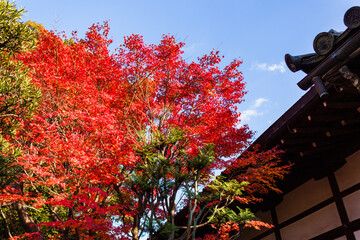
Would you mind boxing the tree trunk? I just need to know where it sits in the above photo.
[15,202,43,239]
[132,214,140,240]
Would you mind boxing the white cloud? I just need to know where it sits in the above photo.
[253,61,286,73]
[239,98,269,123]
[255,63,268,71]
[241,109,263,122]
[253,97,268,108]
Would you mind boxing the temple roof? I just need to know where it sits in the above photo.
[254,6,360,210]
[175,6,360,238]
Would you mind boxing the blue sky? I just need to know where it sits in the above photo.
[15,0,359,138]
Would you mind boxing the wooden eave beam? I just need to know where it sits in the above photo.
[322,101,360,109]
[306,114,350,123]
[291,126,329,135]
[325,126,360,138]
[280,137,315,145]
[340,117,360,126]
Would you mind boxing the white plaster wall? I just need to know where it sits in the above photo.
[275,177,332,223]
[343,189,360,222]
[262,233,276,240]
[241,149,360,240]
[355,230,360,239]
[279,203,341,240]
[335,149,360,191]
[240,210,272,240]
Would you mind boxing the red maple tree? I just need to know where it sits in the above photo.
[11,23,134,239]
[1,22,289,240]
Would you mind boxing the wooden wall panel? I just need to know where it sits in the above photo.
[241,150,360,239]
[261,233,276,240]
[343,190,360,222]
[335,150,360,191]
[354,230,360,239]
[279,203,341,240]
[276,178,332,223]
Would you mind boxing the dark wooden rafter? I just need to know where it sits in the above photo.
[281,134,350,149]
[279,102,360,156]
[325,125,360,138]
[298,145,334,157]
[340,117,360,126]
[290,126,329,135]
[280,137,314,145]
[322,100,360,109]
[306,114,348,123]
[288,121,360,139]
